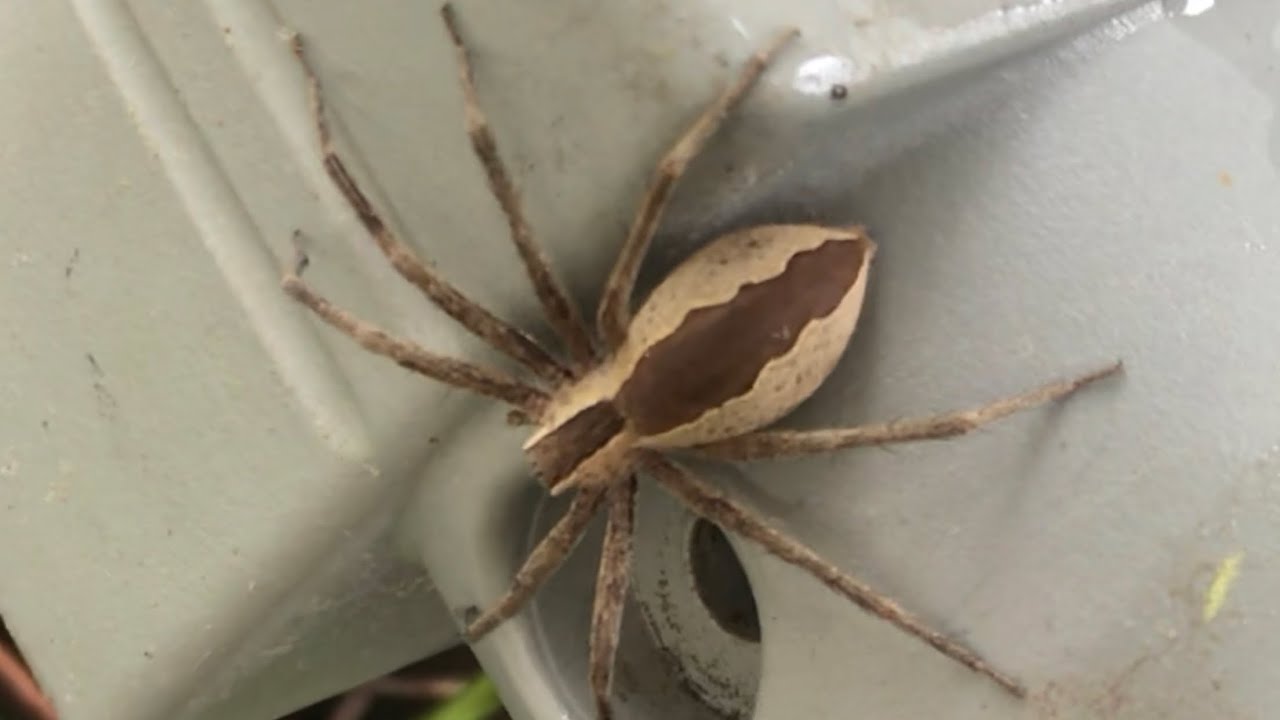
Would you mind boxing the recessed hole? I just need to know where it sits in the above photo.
[688,518,760,643]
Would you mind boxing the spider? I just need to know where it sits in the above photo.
[282,5,1121,718]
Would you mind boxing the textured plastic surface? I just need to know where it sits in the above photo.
[2,1,1278,719]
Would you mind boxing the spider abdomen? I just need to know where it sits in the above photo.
[615,224,875,448]
[522,225,872,490]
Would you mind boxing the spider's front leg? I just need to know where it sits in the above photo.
[288,32,571,384]
[440,4,596,367]
[462,471,640,720]
[587,474,638,720]
[281,235,548,415]
[462,484,607,641]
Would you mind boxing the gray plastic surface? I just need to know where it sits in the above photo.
[3,1,1279,719]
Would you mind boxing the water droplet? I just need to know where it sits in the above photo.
[1165,0,1216,17]
[793,54,856,96]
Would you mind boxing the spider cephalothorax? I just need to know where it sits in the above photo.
[282,5,1120,718]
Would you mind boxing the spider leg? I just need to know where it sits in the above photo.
[283,241,547,415]
[640,451,1026,697]
[594,28,799,350]
[440,4,596,369]
[289,34,570,385]
[697,361,1122,461]
[464,484,608,642]
[588,474,638,720]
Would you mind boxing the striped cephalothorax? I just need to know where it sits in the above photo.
[283,6,1121,719]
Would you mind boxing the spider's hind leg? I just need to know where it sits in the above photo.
[697,362,1123,461]
[642,452,1026,697]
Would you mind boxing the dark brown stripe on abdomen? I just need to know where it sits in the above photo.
[615,238,865,437]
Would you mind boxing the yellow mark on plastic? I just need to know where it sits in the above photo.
[1203,552,1244,623]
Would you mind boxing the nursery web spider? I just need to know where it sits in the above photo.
[282,5,1121,718]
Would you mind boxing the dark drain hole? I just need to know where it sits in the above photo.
[688,518,761,643]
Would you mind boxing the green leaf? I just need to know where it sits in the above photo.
[419,673,503,720]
